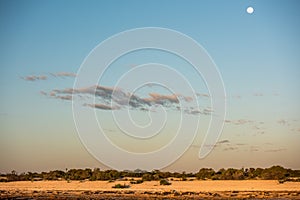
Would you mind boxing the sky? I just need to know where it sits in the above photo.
[0,0,300,173]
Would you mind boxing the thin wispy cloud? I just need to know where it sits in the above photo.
[253,126,261,130]
[196,93,210,98]
[39,91,48,96]
[191,140,287,154]
[191,139,231,150]
[264,148,286,152]
[50,72,77,78]
[55,95,72,101]
[183,106,214,116]
[192,140,247,151]
[218,139,230,144]
[223,147,238,151]
[22,75,47,81]
[178,95,193,102]
[277,119,289,126]
[45,85,205,113]
[22,71,76,82]
[143,93,179,105]
[40,90,72,101]
[235,143,246,146]
[191,144,218,149]
[225,119,267,136]
[85,103,120,110]
[224,119,253,125]
[186,109,202,115]
[203,108,213,115]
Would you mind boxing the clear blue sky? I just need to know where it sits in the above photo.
[0,0,300,172]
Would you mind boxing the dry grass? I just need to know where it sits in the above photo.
[1,180,299,191]
[1,180,300,199]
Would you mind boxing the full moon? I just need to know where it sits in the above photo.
[247,6,254,14]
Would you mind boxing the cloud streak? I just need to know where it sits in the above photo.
[224,119,253,125]
[218,139,230,144]
[51,72,77,78]
[22,72,76,82]
[85,103,120,110]
[264,148,286,152]
[45,85,203,112]
[22,75,47,81]
[40,90,72,101]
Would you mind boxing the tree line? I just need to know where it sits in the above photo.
[1,165,299,182]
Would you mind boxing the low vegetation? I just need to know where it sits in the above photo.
[130,179,143,184]
[112,183,130,189]
[0,166,299,182]
[160,179,171,185]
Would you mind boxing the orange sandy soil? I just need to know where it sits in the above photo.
[1,180,300,199]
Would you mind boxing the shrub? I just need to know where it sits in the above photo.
[112,183,130,189]
[160,179,171,185]
[142,173,154,181]
[130,179,143,184]
[278,179,285,184]
[280,177,300,183]
[261,166,288,180]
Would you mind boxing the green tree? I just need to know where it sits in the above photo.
[196,168,215,180]
[142,173,154,181]
[261,166,289,180]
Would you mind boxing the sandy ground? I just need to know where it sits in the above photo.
[1,180,300,199]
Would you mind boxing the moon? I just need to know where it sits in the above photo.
[247,6,254,14]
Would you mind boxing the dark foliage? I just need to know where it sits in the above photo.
[160,179,171,185]
[2,166,299,182]
[112,183,130,188]
[130,179,143,184]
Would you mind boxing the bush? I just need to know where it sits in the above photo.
[279,177,300,183]
[142,173,154,181]
[130,179,143,184]
[278,179,285,184]
[160,179,171,185]
[112,183,130,189]
[261,166,288,180]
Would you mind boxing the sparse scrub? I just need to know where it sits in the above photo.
[160,179,171,185]
[112,183,130,189]
[130,179,143,184]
